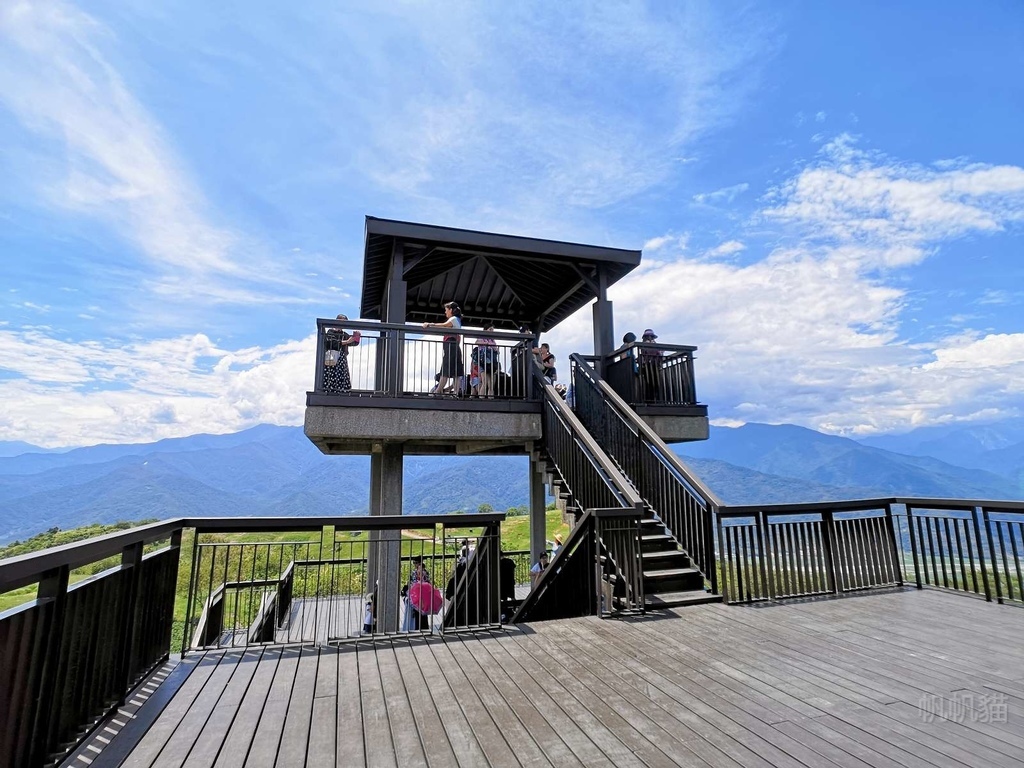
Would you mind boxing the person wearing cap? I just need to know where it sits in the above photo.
[639,328,663,403]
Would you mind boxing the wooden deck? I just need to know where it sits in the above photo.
[73,588,1024,767]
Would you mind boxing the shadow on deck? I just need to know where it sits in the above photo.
[70,588,1024,767]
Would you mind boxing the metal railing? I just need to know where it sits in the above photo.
[513,364,646,621]
[602,341,699,406]
[312,318,538,400]
[183,514,505,650]
[571,354,720,591]
[715,498,1024,605]
[0,521,183,768]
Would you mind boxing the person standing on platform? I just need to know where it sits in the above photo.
[423,302,464,396]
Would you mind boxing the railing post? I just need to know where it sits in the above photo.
[966,507,991,606]
[978,506,1001,604]
[314,322,326,393]
[756,509,771,600]
[884,503,905,586]
[31,564,70,767]
[707,505,719,595]
[905,505,922,589]
[820,510,839,594]
[117,541,145,704]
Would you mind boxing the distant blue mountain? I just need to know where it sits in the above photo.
[0,426,532,544]
[856,418,1024,472]
[677,422,1023,501]
[3,420,1021,546]
[0,440,60,459]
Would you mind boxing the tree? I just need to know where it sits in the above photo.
[477,503,494,514]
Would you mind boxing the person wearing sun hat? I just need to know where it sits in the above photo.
[639,328,663,402]
[551,534,563,558]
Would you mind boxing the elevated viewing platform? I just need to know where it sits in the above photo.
[304,216,709,454]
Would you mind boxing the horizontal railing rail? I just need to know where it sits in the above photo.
[312,318,538,401]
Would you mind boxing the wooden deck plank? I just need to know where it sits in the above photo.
[335,644,365,767]
[358,638,398,768]
[212,647,283,768]
[120,653,224,768]
[692,602,1024,758]
[244,645,302,768]
[306,647,338,768]
[407,636,490,765]
[552,620,777,768]
[546,618,841,768]
[185,647,265,768]
[516,624,709,768]
[426,633,527,767]
[469,629,616,768]
[275,647,321,768]
[374,640,428,766]
[490,630,643,767]
[109,589,1024,768]
[390,639,459,768]
[458,631,583,767]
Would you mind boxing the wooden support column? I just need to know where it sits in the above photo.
[592,264,614,367]
[529,454,547,568]
[383,240,407,396]
[370,442,403,631]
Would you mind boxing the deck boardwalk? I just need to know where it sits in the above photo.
[80,588,1024,767]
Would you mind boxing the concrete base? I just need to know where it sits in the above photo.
[304,405,542,455]
[640,415,710,443]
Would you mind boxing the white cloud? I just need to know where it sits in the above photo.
[815,111,826,122]
[693,183,750,205]
[763,135,1024,269]
[550,139,1024,435]
[704,240,746,259]
[0,329,314,447]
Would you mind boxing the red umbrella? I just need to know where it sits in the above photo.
[408,581,444,615]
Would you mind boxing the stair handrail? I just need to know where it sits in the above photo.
[535,360,645,511]
[571,353,722,591]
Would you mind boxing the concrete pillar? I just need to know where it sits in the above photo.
[370,441,404,631]
[529,454,547,568]
[592,264,614,364]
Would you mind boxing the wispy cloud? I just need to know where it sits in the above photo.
[763,134,1024,268]
[310,2,778,234]
[693,183,750,205]
[0,2,238,276]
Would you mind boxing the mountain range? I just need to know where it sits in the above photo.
[1,419,1022,545]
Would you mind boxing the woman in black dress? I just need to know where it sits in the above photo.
[422,301,463,395]
[323,314,356,393]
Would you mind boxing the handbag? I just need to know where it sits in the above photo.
[324,349,340,367]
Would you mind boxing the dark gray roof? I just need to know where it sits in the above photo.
[360,216,641,332]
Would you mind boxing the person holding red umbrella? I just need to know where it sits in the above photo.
[402,557,439,631]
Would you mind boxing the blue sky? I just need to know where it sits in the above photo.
[1,1,1022,447]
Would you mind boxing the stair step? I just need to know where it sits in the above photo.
[641,549,691,565]
[645,591,723,609]
[643,566,702,579]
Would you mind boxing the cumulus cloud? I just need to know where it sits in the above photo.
[550,139,1024,435]
[0,329,315,447]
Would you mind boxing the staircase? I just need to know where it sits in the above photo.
[639,513,720,608]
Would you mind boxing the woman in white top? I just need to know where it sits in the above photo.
[423,301,464,395]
